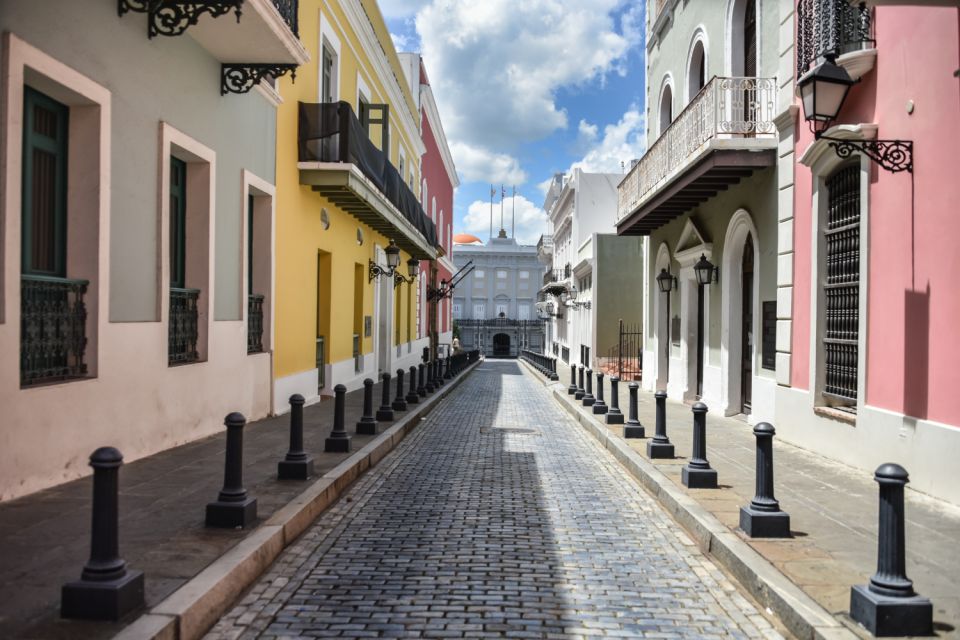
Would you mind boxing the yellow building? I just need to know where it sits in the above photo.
[271,0,437,410]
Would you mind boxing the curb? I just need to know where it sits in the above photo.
[114,361,482,640]
[518,359,855,640]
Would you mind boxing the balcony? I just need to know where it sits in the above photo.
[20,275,89,386]
[297,101,438,260]
[536,234,554,264]
[617,76,777,235]
[797,0,875,82]
[118,0,309,94]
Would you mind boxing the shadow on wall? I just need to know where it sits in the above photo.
[903,286,929,420]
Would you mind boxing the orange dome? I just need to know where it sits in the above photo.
[453,233,482,244]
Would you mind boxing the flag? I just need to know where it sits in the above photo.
[501,185,506,198]
[490,185,496,197]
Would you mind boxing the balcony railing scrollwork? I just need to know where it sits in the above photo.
[797,0,874,80]
[169,287,201,365]
[247,294,265,354]
[20,275,89,386]
[617,76,776,222]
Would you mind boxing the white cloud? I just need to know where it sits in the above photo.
[461,194,548,245]
[450,141,527,185]
[415,0,642,151]
[567,107,646,175]
[378,0,432,19]
[390,32,412,51]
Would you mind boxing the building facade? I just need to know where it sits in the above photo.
[452,235,545,358]
[272,0,440,411]
[618,0,781,425]
[537,170,644,374]
[0,0,306,500]
[774,1,960,504]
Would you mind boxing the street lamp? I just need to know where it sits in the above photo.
[369,240,406,282]
[656,268,677,293]
[694,254,718,287]
[797,54,913,173]
[394,257,420,288]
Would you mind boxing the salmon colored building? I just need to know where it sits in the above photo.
[774,1,960,504]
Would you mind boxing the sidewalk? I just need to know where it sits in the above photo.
[0,364,477,640]
[543,363,960,638]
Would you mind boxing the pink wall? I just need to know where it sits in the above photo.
[791,6,960,424]
[419,79,455,335]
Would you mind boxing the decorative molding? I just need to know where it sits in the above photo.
[774,104,799,133]
[799,123,877,168]
[221,64,296,95]
[118,0,244,38]
[420,84,459,188]
[837,47,877,81]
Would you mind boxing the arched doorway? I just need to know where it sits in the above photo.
[687,38,707,103]
[493,333,511,358]
[658,83,673,136]
[740,234,754,413]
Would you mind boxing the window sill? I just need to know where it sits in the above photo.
[814,405,857,425]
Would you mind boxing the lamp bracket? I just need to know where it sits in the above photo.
[368,260,393,283]
[819,134,913,174]
[394,272,412,288]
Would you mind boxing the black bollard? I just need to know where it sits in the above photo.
[582,368,596,407]
[406,366,420,404]
[356,378,378,435]
[550,358,559,381]
[377,373,395,421]
[444,356,452,380]
[568,364,577,395]
[436,359,445,387]
[61,447,144,620]
[739,423,789,537]
[592,371,608,414]
[206,413,258,527]
[278,394,314,480]
[850,464,933,637]
[606,377,624,425]
[425,361,436,393]
[575,365,585,400]
[624,382,645,438]
[393,368,408,411]
[324,384,352,453]
[647,390,674,457]
[417,363,427,397]
[681,402,717,488]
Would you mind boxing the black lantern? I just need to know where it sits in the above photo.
[694,254,717,286]
[385,240,401,270]
[407,258,419,279]
[656,268,676,293]
[798,55,854,137]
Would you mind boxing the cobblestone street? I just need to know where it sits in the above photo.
[208,361,784,639]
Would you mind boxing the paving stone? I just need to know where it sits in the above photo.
[207,362,783,639]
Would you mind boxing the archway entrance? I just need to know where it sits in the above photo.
[493,333,511,358]
[740,234,754,413]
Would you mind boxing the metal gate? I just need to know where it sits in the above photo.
[606,319,642,381]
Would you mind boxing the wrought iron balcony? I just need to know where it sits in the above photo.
[169,287,200,365]
[617,76,777,232]
[797,0,874,80]
[20,275,89,386]
[298,101,438,260]
[247,293,265,354]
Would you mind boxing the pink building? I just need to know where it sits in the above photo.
[775,1,960,504]
[398,54,458,353]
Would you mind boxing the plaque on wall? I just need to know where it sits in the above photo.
[762,301,776,370]
[671,315,681,347]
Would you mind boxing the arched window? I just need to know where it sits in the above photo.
[728,0,758,76]
[658,83,673,136]
[687,38,707,103]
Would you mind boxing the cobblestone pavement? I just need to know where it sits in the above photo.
[207,361,785,639]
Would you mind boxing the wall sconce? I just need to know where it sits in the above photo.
[394,258,420,288]
[694,254,718,287]
[657,268,678,293]
[797,54,913,173]
[369,240,402,282]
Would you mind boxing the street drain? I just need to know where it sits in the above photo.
[480,427,539,435]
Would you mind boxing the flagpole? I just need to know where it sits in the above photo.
[489,184,493,241]
[499,185,504,235]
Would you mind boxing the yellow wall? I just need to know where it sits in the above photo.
[273,0,423,379]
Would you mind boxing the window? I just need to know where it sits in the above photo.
[496,303,507,317]
[474,303,485,318]
[497,270,508,279]
[398,152,405,184]
[822,164,860,410]
[167,154,200,365]
[474,270,485,278]
[321,45,335,103]
[169,157,187,288]
[519,304,529,321]
[519,271,529,279]
[452,302,462,319]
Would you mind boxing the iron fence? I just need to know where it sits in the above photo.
[316,336,326,391]
[270,0,298,37]
[600,319,643,381]
[20,275,89,386]
[247,294,265,354]
[797,0,873,80]
[169,287,200,365]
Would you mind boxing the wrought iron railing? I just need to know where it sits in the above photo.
[169,287,200,365]
[247,294,265,354]
[617,76,777,222]
[457,319,545,328]
[537,234,553,254]
[353,334,362,373]
[797,0,874,80]
[270,0,299,37]
[316,336,326,391]
[20,275,89,386]
[561,345,570,363]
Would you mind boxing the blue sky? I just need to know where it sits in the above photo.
[380,0,648,244]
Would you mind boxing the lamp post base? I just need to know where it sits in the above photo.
[739,505,791,538]
[61,570,144,621]
[850,584,932,637]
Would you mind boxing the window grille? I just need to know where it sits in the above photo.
[823,164,860,407]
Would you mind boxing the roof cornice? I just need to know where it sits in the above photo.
[421,84,459,188]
